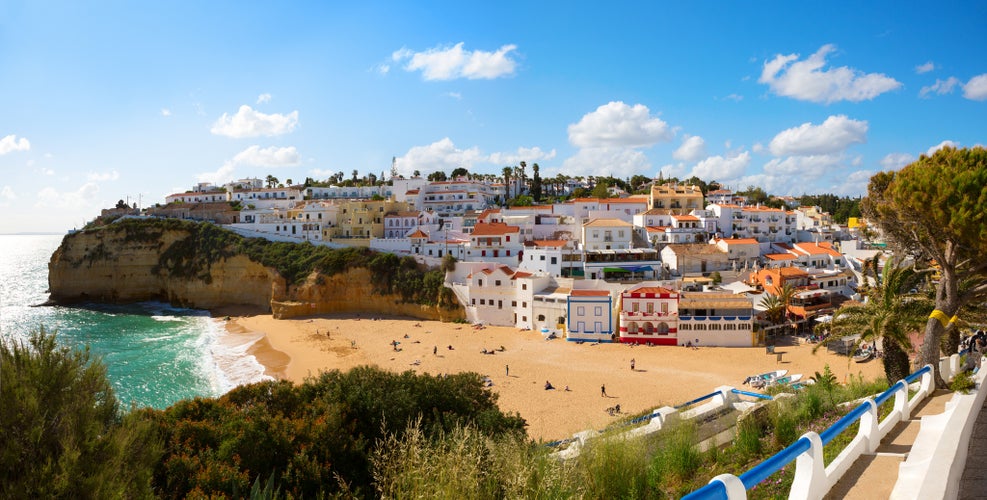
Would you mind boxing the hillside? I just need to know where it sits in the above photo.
[46,218,464,321]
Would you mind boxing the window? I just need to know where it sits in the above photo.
[551,257,557,264]
[577,306,585,315]
[495,280,502,286]
[538,314,545,321]
[522,302,527,308]
[480,299,485,305]
[522,284,527,290]
[512,301,517,307]
[594,306,602,316]
[471,299,476,306]
[522,316,527,322]
[478,279,483,286]
[540,255,546,261]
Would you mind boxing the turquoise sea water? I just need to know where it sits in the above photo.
[0,234,269,409]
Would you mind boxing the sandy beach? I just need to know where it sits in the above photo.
[222,311,886,442]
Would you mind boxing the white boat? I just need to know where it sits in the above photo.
[744,369,788,389]
[770,374,803,387]
[853,347,874,363]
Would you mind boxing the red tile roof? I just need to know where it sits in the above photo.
[570,289,611,297]
[471,222,519,236]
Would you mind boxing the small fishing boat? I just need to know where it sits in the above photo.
[743,369,788,389]
[853,347,874,363]
[770,374,803,387]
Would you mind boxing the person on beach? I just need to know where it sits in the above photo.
[630,358,635,371]
[601,384,607,397]
[433,345,437,355]
[544,380,554,390]
[505,364,509,377]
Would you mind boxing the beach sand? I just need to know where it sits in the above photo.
[221,311,886,442]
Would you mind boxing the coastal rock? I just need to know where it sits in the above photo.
[47,222,464,322]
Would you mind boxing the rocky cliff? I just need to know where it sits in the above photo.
[47,221,464,321]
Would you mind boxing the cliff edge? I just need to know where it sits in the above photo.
[47,219,464,321]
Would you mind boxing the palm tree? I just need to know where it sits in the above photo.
[502,166,512,202]
[817,255,932,383]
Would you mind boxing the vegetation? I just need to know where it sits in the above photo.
[87,218,457,308]
[797,194,862,223]
[145,367,524,498]
[0,328,162,498]
[820,254,932,383]
[863,146,987,385]
[6,327,940,499]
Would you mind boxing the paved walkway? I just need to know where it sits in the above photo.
[958,392,987,499]
[824,390,953,499]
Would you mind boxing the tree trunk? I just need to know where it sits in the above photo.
[920,318,947,388]
[882,336,910,385]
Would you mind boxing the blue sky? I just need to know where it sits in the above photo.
[2,1,985,233]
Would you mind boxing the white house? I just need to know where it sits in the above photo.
[566,289,616,342]
[465,222,523,265]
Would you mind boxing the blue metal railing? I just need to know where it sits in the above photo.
[731,388,773,400]
[675,390,721,409]
[683,364,932,499]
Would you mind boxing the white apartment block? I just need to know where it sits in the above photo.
[305,185,393,200]
[464,222,523,265]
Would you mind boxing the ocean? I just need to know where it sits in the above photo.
[0,234,270,409]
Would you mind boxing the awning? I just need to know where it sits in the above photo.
[603,267,630,273]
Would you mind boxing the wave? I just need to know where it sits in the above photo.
[199,318,273,395]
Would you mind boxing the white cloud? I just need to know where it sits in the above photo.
[827,169,874,196]
[880,152,915,170]
[927,140,959,156]
[445,91,462,100]
[197,145,301,185]
[487,146,557,166]
[0,135,31,155]
[915,61,936,74]
[393,43,518,81]
[568,101,673,148]
[161,108,172,117]
[309,168,340,179]
[768,115,868,156]
[759,44,901,103]
[210,105,299,138]
[762,154,842,176]
[35,182,100,210]
[256,93,272,104]
[231,145,301,167]
[40,168,54,176]
[962,74,987,101]
[375,63,391,75]
[87,170,120,182]
[0,185,17,207]
[394,138,484,176]
[722,93,743,102]
[688,151,751,181]
[673,135,707,162]
[919,77,959,98]
[561,147,652,177]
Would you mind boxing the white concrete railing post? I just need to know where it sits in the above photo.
[893,379,910,423]
[860,399,881,453]
[790,432,826,500]
[710,474,747,499]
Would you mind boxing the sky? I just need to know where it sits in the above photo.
[1,1,985,233]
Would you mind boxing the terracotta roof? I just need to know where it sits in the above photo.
[471,222,519,236]
[604,198,648,204]
[718,238,759,245]
[794,242,842,257]
[511,271,533,279]
[531,240,569,248]
[408,229,429,239]
[570,289,611,297]
[480,265,515,276]
[765,253,796,261]
[764,267,809,277]
[646,226,671,233]
[627,286,676,295]
[641,208,673,215]
[583,218,633,228]
[671,215,700,221]
[663,243,726,255]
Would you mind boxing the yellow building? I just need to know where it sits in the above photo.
[649,182,704,214]
[323,199,413,241]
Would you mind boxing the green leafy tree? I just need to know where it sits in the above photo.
[819,255,932,383]
[863,146,987,385]
[0,328,162,498]
[590,179,611,199]
[428,170,448,182]
[450,167,468,179]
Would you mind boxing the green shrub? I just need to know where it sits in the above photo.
[950,370,976,394]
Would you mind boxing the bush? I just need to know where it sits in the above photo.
[145,367,525,498]
[0,328,162,498]
[950,370,976,394]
